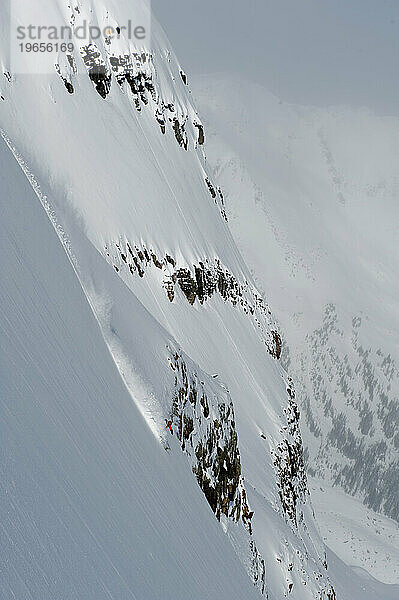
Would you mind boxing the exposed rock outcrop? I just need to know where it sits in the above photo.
[105,241,282,360]
[168,351,265,594]
[272,380,307,526]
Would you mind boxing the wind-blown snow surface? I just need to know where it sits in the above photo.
[0,1,397,599]
[0,137,259,600]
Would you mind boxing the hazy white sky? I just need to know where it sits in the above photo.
[152,0,399,115]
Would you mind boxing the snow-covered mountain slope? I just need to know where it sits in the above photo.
[193,74,399,528]
[324,548,399,600]
[0,1,396,598]
[309,478,399,585]
[1,140,397,600]
[0,136,260,600]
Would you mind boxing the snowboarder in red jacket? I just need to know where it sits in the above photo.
[165,419,173,434]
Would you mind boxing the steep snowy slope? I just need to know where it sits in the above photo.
[1,1,396,598]
[0,136,260,600]
[309,478,399,584]
[1,139,397,600]
[0,1,338,598]
[194,75,399,526]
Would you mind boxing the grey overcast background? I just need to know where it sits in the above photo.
[152,0,399,115]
